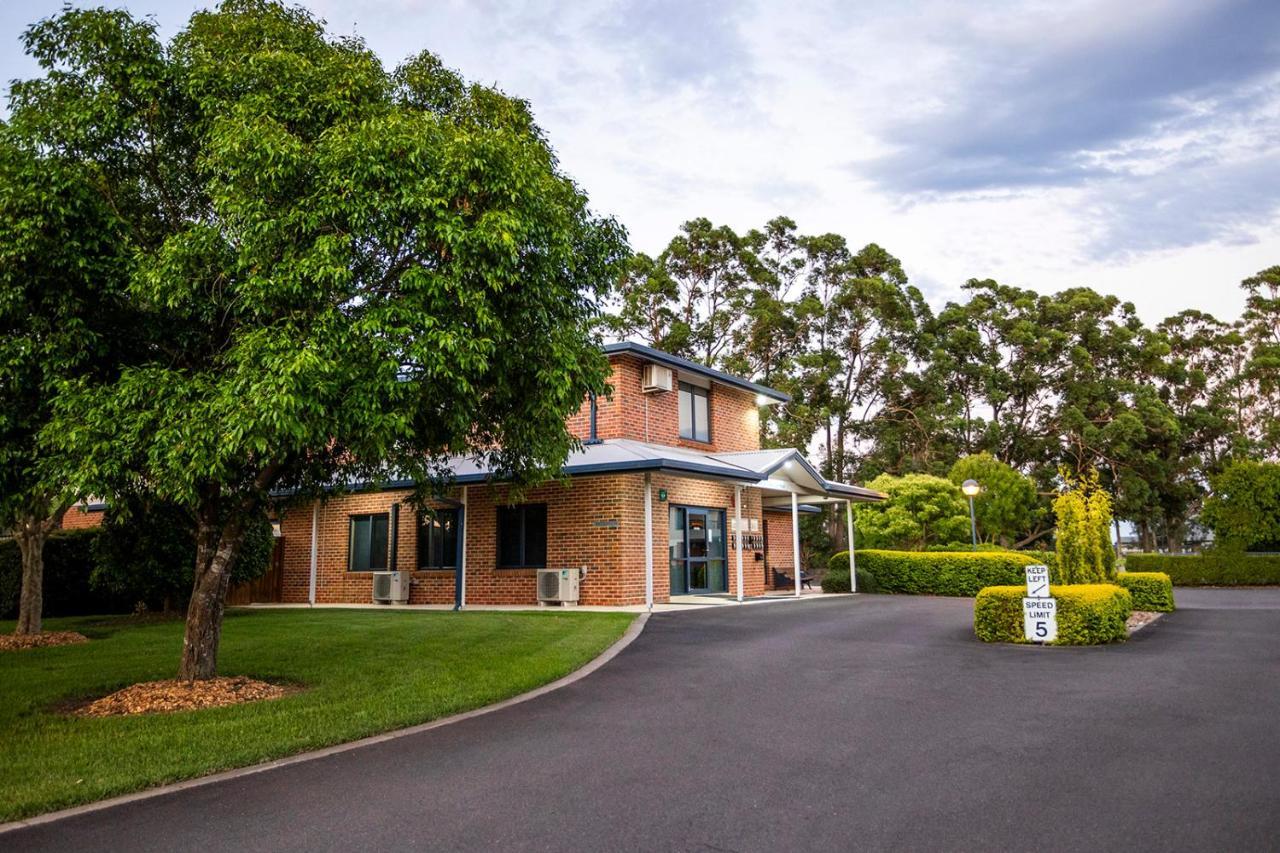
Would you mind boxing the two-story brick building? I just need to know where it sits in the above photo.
[277,342,883,608]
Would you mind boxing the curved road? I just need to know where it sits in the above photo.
[7,589,1280,852]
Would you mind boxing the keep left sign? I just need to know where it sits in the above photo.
[1024,564,1050,599]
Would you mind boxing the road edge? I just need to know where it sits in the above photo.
[0,611,649,835]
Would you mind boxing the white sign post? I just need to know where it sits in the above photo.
[1023,564,1056,642]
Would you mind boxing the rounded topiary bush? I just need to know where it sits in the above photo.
[1115,572,1175,612]
[974,584,1132,645]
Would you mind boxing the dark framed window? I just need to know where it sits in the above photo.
[348,513,389,572]
[678,382,710,442]
[497,504,547,569]
[418,508,460,570]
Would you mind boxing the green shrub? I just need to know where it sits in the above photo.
[974,584,1132,645]
[1201,460,1280,550]
[0,529,132,619]
[1124,552,1280,586]
[1054,468,1115,583]
[829,549,1054,597]
[92,499,273,612]
[1115,572,1175,611]
[819,565,878,594]
[926,544,1058,572]
[853,474,971,549]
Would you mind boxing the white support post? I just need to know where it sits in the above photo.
[846,500,857,594]
[791,491,801,597]
[307,500,319,606]
[644,473,654,610]
[459,485,469,609]
[735,485,744,603]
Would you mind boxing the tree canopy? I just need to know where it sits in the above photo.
[616,213,1278,558]
[14,0,626,677]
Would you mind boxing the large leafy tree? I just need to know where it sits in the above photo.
[0,134,130,635]
[948,453,1044,547]
[22,1,626,679]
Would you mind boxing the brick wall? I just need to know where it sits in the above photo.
[277,471,790,607]
[59,506,104,530]
[569,354,762,452]
[764,510,797,589]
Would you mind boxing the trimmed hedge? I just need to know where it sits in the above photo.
[974,584,1132,645]
[0,530,133,619]
[1125,552,1280,586]
[1116,572,1175,612]
[829,549,1055,597]
[819,567,879,594]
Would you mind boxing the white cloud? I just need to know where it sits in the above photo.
[2,0,1276,324]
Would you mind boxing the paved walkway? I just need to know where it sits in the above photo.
[7,589,1280,851]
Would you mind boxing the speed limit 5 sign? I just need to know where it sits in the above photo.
[1023,597,1058,642]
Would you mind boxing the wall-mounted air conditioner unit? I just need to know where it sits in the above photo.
[642,364,673,393]
[372,571,411,604]
[537,567,585,605]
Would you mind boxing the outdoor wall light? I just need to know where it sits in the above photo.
[755,393,770,406]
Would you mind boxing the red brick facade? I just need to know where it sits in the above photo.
[278,470,784,606]
[59,505,105,530]
[275,347,800,607]
[568,354,761,452]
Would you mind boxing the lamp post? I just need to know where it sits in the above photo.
[962,479,980,550]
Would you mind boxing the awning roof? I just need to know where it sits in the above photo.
[312,440,884,503]
[451,440,884,503]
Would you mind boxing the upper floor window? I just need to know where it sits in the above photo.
[497,504,547,568]
[349,513,389,572]
[418,508,459,570]
[678,382,710,442]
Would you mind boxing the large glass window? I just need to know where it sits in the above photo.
[678,382,710,442]
[348,513,389,572]
[497,504,547,568]
[417,508,459,570]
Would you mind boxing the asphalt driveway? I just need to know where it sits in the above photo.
[7,589,1280,852]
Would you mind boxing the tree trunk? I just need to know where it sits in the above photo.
[13,510,58,636]
[177,509,247,682]
[14,527,46,636]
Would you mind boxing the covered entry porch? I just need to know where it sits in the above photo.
[644,447,885,608]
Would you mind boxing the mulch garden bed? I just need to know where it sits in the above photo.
[1126,611,1163,634]
[0,631,89,652]
[71,676,297,718]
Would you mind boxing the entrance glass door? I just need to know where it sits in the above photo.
[669,506,727,594]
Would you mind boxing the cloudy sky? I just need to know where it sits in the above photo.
[3,0,1278,323]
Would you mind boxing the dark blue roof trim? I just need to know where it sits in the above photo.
[763,503,823,514]
[314,457,763,495]
[603,341,790,403]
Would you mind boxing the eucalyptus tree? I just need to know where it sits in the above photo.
[1241,266,1280,455]
[22,1,627,679]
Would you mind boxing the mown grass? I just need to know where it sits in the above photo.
[0,608,634,822]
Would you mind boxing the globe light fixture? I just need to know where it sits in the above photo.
[961,479,980,549]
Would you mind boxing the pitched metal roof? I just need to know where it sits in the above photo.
[602,341,790,403]
[308,440,883,502]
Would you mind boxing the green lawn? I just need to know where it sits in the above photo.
[0,608,634,822]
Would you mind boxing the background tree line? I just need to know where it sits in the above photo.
[606,216,1280,554]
